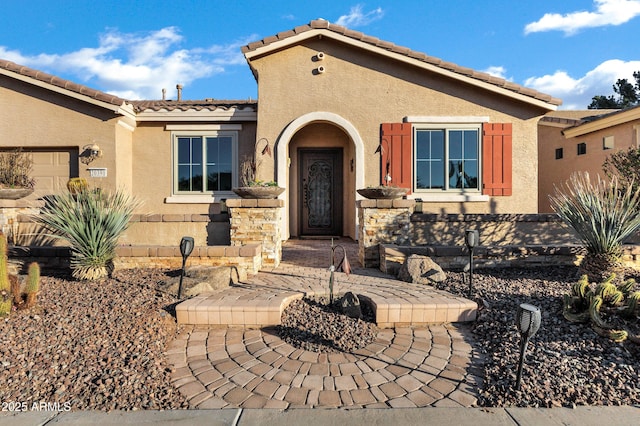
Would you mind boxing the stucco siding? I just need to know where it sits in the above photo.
[538,116,640,212]
[251,39,546,215]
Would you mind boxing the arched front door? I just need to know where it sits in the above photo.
[299,148,343,236]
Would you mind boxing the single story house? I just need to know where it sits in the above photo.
[538,106,640,213]
[1,19,562,249]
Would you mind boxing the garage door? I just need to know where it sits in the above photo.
[29,149,79,195]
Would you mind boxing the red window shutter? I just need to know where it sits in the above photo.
[380,123,412,193]
[482,123,512,196]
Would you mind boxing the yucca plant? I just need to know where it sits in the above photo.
[34,188,140,280]
[549,172,640,282]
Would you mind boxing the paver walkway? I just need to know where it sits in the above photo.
[166,239,484,409]
[176,239,477,327]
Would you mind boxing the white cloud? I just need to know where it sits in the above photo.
[335,4,384,27]
[524,59,640,109]
[0,27,247,100]
[525,0,640,35]
[482,66,509,80]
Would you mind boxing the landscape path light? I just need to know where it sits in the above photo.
[464,229,479,298]
[329,238,351,305]
[515,303,542,390]
[178,236,195,299]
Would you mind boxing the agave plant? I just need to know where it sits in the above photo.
[549,172,640,281]
[34,188,140,280]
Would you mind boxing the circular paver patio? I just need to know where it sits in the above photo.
[165,239,484,409]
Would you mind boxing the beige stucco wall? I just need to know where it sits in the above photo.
[0,75,122,194]
[130,121,257,215]
[249,38,551,238]
[538,116,640,212]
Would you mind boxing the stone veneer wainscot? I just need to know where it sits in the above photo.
[227,198,284,268]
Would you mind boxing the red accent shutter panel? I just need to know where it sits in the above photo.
[482,123,512,196]
[380,123,412,193]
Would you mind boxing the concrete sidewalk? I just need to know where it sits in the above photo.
[2,406,639,425]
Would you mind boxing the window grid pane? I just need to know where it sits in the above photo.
[176,134,235,194]
[415,128,479,191]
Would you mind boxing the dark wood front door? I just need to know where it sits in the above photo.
[299,148,343,236]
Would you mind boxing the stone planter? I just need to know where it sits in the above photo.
[232,186,285,199]
[357,187,408,200]
[0,188,34,200]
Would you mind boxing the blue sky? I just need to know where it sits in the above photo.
[1,0,639,109]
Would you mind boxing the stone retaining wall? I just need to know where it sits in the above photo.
[8,243,263,279]
[380,243,640,275]
[14,211,231,247]
[358,202,640,269]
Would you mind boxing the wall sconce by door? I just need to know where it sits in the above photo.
[80,143,103,165]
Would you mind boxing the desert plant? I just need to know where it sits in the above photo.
[563,273,639,343]
[34,188,140,280]
[549,172,640,281]
[239,138,274,187]
[24,262,40,309]
[0,233,11,316]
[66,177,88,194]
[0,148,36,189]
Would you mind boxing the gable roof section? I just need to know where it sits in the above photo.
[561,105,640,138]
[0,58,134,117]
[0,59,257,122]
[243,19,562,110]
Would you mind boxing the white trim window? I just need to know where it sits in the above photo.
[173,131,238,194]
[414,124,480,192]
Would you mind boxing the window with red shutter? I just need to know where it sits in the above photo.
[379,121,512,196]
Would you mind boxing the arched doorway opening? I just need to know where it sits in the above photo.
[276,112,364,240]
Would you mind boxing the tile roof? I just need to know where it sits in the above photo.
[1,59,256,113]
[0,59,126,106]
[129,99,257,113]
[242,19,562,107]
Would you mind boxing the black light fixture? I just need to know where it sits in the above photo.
[515,303,542,390]
[178,236,195,299]
[80,143,103,164]
[464,229,479,298]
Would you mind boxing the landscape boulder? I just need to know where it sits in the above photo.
[397,254,446,284]
[158,265,238,297]
[340,291,362,319]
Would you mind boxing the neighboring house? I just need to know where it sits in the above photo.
[0,19,560,246]
[538,106,640,212]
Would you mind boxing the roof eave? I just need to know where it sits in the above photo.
[244,29,559,111]
[0,67,128,115]
[563,107,640,138]
[135,109,258,122]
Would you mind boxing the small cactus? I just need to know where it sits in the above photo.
[564,274,639,343]
[617,278,636,296]
[0,233,11,316]
[66,177,88,194]
[624,291,640,317]
[589,295,610,329]
[24,262,40,309]
[0,233,9,293]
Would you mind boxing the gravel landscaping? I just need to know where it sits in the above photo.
[1,265,638,410]
[0,269,187,411]
[437,266,640,408]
